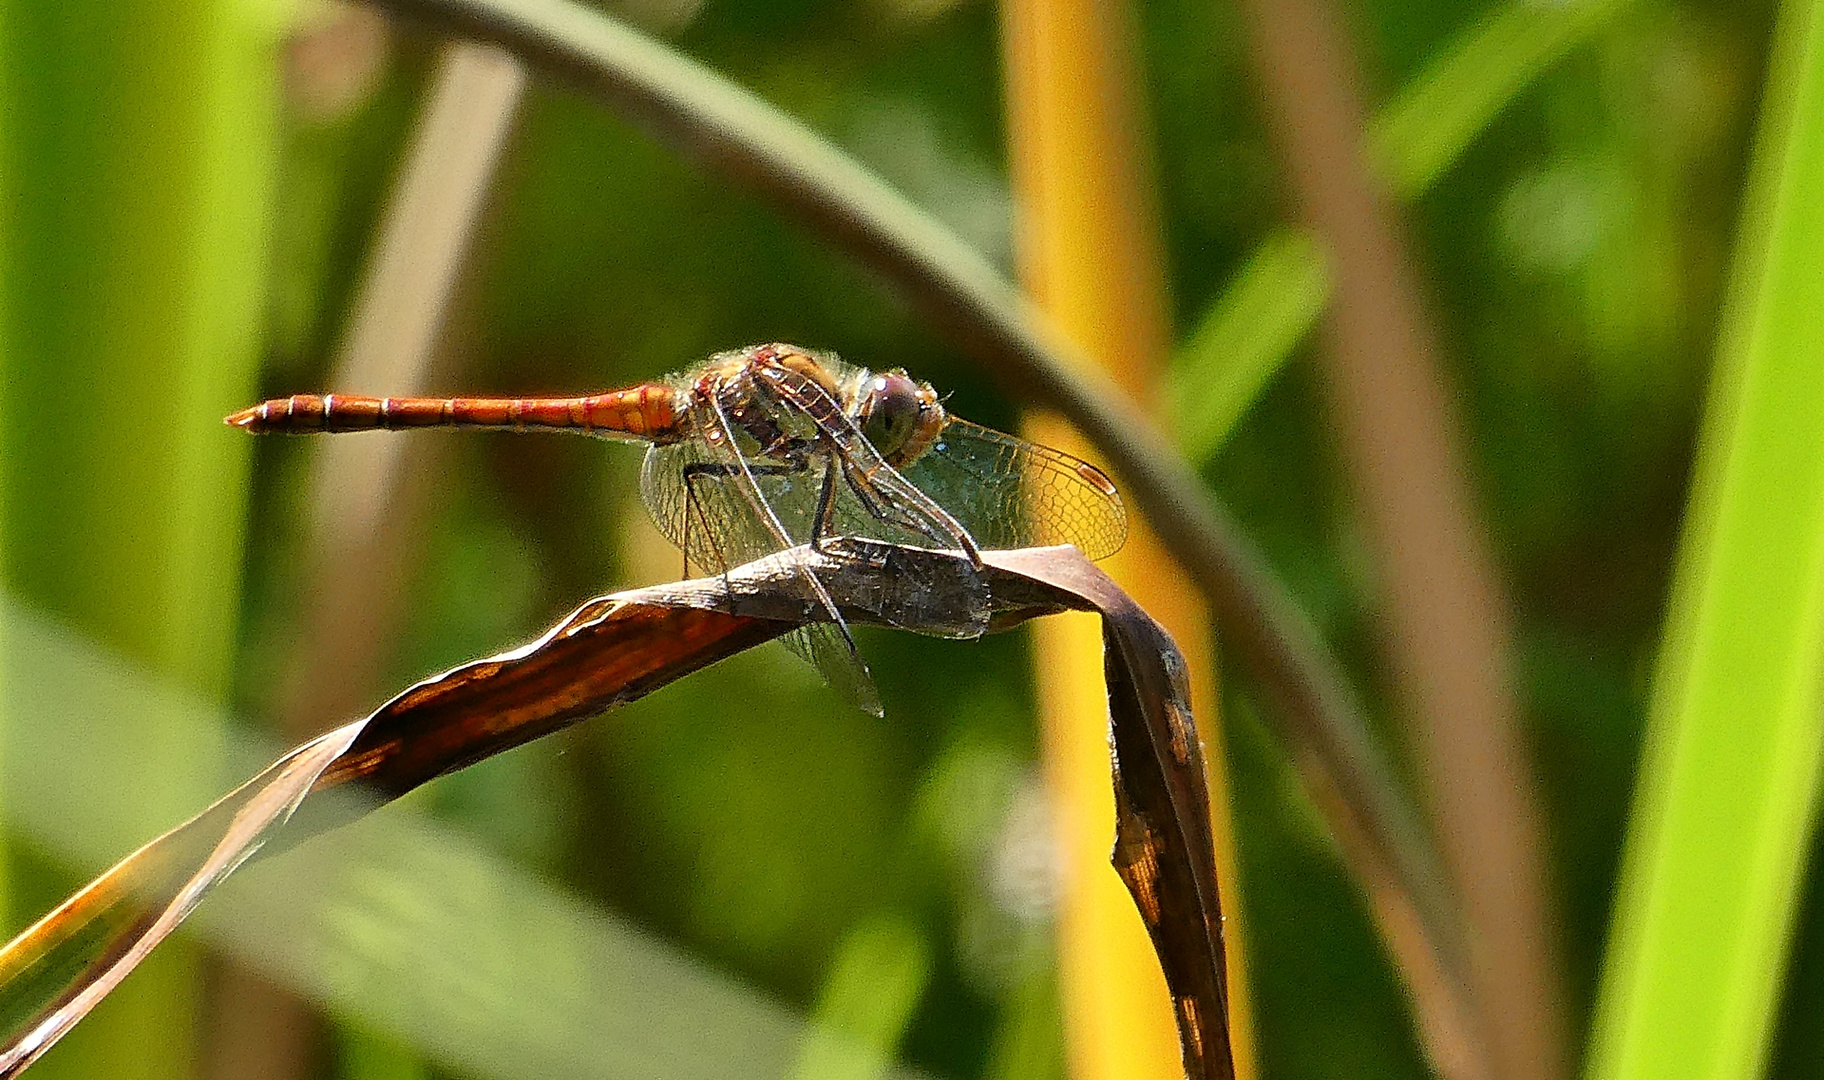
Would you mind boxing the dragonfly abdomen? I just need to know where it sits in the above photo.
[226,387,680,441]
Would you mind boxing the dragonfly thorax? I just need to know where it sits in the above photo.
[705,346,947,471]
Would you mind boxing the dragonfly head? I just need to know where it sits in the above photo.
[859,369,945,466]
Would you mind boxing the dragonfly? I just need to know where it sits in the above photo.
[228,342,1128,714]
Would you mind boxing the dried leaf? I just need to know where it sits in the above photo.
[0,543,1228,1079]
[985,550,1232,1080]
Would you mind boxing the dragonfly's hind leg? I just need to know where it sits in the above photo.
[679,460,808,576]
[691,455,862,652]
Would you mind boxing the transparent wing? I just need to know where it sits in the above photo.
[640,436,884,715]
[641,438,826,574]
[783,622,881,715]
[896,418,1129,560]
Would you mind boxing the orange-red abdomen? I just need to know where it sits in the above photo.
[226,385,680,442]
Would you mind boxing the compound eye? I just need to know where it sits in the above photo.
[862,372,924,457]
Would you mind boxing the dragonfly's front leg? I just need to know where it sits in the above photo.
[837,461,924,537]
[840,458,983,564]
[809,452,948,561]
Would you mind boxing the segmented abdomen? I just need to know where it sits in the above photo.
[225,385,679,441]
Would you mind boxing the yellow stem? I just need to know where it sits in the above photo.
[999,1,1256,1078]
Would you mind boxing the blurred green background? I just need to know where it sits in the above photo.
[3,0,1821,1079]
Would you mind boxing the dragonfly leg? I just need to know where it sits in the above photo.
[839,464,922,537]
[841,459,983,565]
[685,455,861,650]
[696,391,871,711]
[680,460,809,576]
[679,462,802,481]
[810,455,842,556]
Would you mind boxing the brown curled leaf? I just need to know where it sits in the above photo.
[0,542,1227,1080]
[985,549,1232,1080]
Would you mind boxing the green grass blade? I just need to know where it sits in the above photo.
[0,0,12,944]
[1586,3,1824,1078]
[789,912,931,1080]
[1369,0,1638,201]
[0,0,282,1074]
[1167,228,1330,463]
[0,1,279,684]
[1174,0,1636,463]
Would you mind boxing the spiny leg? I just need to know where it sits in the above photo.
[810,454,843,555]
[678,464,720,580]
[841,458,982,563]
[840,463,931,538]
[679,460,804,578]
[701,390,862,660]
